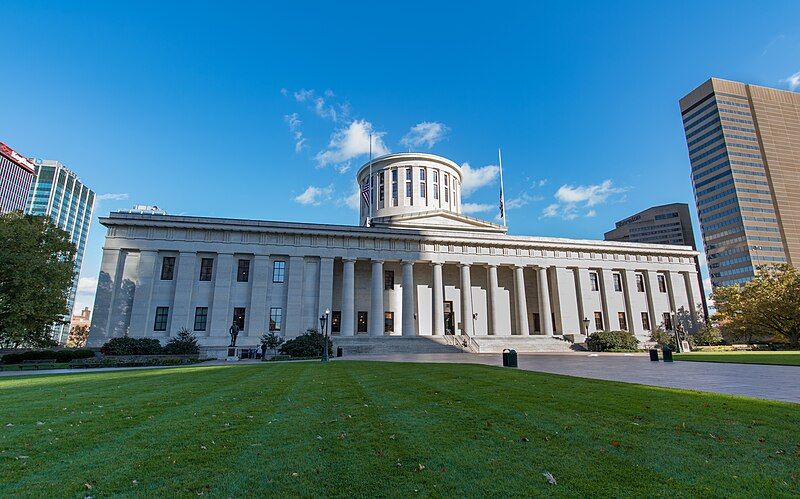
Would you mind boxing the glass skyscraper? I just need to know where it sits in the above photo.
[26,159,95,344]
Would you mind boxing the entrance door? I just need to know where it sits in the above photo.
[443,301,455,335]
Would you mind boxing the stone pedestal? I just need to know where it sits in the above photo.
[226,347,239,362]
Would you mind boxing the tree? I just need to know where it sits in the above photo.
[260,331,284,355]
[0,213,76,348]
[67,324,90,348]
[712,264,800,347]
[163,328,200,355]
[691,323,723,346]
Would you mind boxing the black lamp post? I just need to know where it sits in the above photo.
[319,309,330,362]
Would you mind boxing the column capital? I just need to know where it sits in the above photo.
[371,258,385,264]
[459,262,471,268]
[342,257,357,263]
[513,264,527,270]
[401,260,416,266]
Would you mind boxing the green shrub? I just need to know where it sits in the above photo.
[587,330,639,352]
[691,324,724,346]
[101,336,163,355]
[163,329,200,355]
[279,330,332,358]
[1,349,94,364]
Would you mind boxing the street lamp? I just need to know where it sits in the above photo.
[319,308,330,362]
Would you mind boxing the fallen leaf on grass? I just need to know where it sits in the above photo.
[610,440,620,448]
[416,463,426,472]
[543,471,557,485]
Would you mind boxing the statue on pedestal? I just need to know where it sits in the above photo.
[229,321,240,347]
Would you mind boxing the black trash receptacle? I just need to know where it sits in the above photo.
[503,349,518,368]
[336,346,343,357]
[502,349,509,367]
[662,346,673,362]
[649,349,659,361]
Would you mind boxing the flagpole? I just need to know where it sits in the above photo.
[368,133,373,222]
[498,147,507,227]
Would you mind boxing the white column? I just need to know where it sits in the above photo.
[513,265,529,335]
[283,256,304,337]
[246,255,270,336]
[210,253,234,338]
[88,248,122,346]
[370,259,384,337]
[598,269,614,331]
[401,261,416,336]
[459,264,474,336]
[487,265,503,335]
[537,267,554,335]
[128,250,157,337]
[432,262,444,335]
[643,270,658,332]
[317,257,334,320]
[573,268,589,335]
[340,259,355,336]
[170,251,196,336]
[621,269,638,335]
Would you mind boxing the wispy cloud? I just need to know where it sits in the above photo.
[462,202,494,215]
[461,162,500,197]
[400,122,450,149]
[294,185,334,206]
[506,191,543,210]
[72,276,98,314]
[292,88,348,122]
[541,179,626,220]
[316,120,389,168]
[97,193,129,201]
[337,182,361,211]
[284,113,306,152]
[781,71,800,91]
[762,34,785,56]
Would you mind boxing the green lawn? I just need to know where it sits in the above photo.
[1,362,798,496]
[676,351,800,366]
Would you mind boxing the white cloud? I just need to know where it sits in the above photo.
[462,202,494,215]
[77,276,97,293]
[315,120,389,167]
[294,185,334,206]
[284,113,306,152]
[460,162,500,197]
[337,182,361,211]
[400,122,450,149]
[505,192,544,210]
[555,180,625,207]
[292,88,347,122]
[586,209,597,218]
[781,71,800,90]
[97,193,129,201]
[72,276,98,315]
[541,203,560,218]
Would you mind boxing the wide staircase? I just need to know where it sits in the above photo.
[333,334,574,355]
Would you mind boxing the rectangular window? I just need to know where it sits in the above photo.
[663,312,673,330]
[379,175,385,208]
[384,270,394,290]
[613,273,622,292]
[594,311,604,331]
[233,307,246,330]
[269,307,282,331]
[161,256,175,280]
[618,312,628,331]
[391,168,398,205]
[273,261,285,283]
[636,274,645,292]
[194,307,208,331]
[405,181,412,198]
[154,306,169,331]
[357,312,368,333]
[384,311,394,333]
[589,272,599,291]
[199,258,214,281]
[444,173,450,202]
[331,311,341,333]
[532,313,541,332]
[405,167,412,181]
[641,312,651,331]
[237,259,250,282]
[433,170,439,200]
[657,274,667,293]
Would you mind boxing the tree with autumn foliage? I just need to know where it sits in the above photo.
[712,264,800,347]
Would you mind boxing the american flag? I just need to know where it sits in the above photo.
[499,187,505,221]
[361,179,370,207]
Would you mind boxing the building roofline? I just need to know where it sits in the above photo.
[355,152,461,179]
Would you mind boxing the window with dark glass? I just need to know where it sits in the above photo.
[384,311,394,333]
[236,259,250,282]
[391,169,398,205]
[663,312,673,330]
[618,312,628,331]
[433,170,439,200]
[444,173,450,202]
[154,306,169,331]
[269,307,282,331]
[641,312,651,331]
[194,307,208,331]
[589,272,599,291]
[357,312,368,333]
[199,258,214,281]
[657,274,667,293]
[635,274,645,292]
[331,311,341,333]
[161,256,175,280]
[384,270,394,290]
[613,273,622,292]
[379,175,385,208]
[233,307,246,330]
[273,261,285,283]
[594,311,604,331]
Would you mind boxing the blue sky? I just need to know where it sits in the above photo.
[2,1,799,312]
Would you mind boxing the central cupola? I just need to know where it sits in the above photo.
[356,153,463,226]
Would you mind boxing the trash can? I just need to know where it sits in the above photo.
[336,346,343,357]
[503,349,518,368]
[662,346,673,362]
[649,349,659,361]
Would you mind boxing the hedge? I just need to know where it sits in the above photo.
[586,331,639,352]
[1,349,95,364]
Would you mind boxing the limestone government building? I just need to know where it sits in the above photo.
[88,153,704,356]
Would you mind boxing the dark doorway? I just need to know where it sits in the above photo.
[444,301,455,335]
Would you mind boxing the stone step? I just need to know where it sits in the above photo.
[470,335,575,353]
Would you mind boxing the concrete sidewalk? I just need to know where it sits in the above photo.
[345,352,800,404]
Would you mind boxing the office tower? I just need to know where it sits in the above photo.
[680,78,800,287]
[26,159,96,344]
[0,142,35,214]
